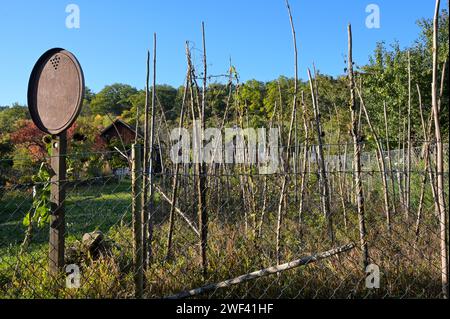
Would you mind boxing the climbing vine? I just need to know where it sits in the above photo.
[23,162,52,228]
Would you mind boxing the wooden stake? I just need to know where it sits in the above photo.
[348,24,369,269]
[141,50,150,270]
[383,101,397,216]
[166,49,190,260]
[334,103,348,231]
[298,91,309,227]
[131,143,143,298]
[146,33,157,265]
[358,88,391,233]
[308,69,333,243]
[198,22,209,278]
[431,0,448,299]
[276,0,298,265]
[49,132,67,276]
[406,51,412,219]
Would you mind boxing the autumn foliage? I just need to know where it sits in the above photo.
[10,120,107,162]
[10,120,46,161]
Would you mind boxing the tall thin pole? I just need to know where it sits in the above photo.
[141,50,150,270]
[383,101,396,216]
[276,0,298,265]
[334,103,347,231]
[298,91,309,227]
[131,143,143,298]
[147,33,157,266]
[198,23,209,278]
[308,69,333,243]
[406,51,412,219]
[348,24,369,270]
[166,44,190,260]
[358,89,391,233]
[431,0,448,299]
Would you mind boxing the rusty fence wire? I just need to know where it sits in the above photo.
[0,144,448,299]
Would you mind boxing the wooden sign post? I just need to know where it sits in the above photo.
[49,133,67,274]
[27,48,84,276]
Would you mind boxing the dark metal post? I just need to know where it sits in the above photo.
[49,132,67,276]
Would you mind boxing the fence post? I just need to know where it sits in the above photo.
[49,132,67,276]
[132,143,143,298]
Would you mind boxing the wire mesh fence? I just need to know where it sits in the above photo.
[0,143,448,299]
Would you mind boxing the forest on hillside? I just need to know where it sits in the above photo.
[0,8,448,181]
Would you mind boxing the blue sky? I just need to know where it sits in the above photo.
[0,0,439,106]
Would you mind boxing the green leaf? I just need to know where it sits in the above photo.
[23,212,30,227]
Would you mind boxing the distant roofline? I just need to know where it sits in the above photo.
[100,118,143,138]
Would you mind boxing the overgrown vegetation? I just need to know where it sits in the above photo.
[0,1,448,299]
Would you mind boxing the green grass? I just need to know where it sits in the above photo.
[0,178,133,247]
[0,173,447,299]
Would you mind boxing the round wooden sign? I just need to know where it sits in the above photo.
[28,48,85,135]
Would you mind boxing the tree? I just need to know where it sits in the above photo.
[79,87,96,116]
[10,120,47,161]
[206,82,228,122]
[0,103,30,134]
[417,6,449,136]
[263,76,293,121]
[239,80,266,114]
[90,83,138,116]
[361,7,449,139]
[121,85,179,126]
[154,84,178,120]
[0,137,13,190]
[121,90,146,127]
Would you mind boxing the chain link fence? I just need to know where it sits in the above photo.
[0,143,448,299]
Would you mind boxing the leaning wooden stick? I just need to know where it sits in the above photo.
[357,88,391,233]
[155,185,200,237]
[308,69,333,243]
[276,0,299,266]
[168,243,356,299]
[166,44,192,260]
